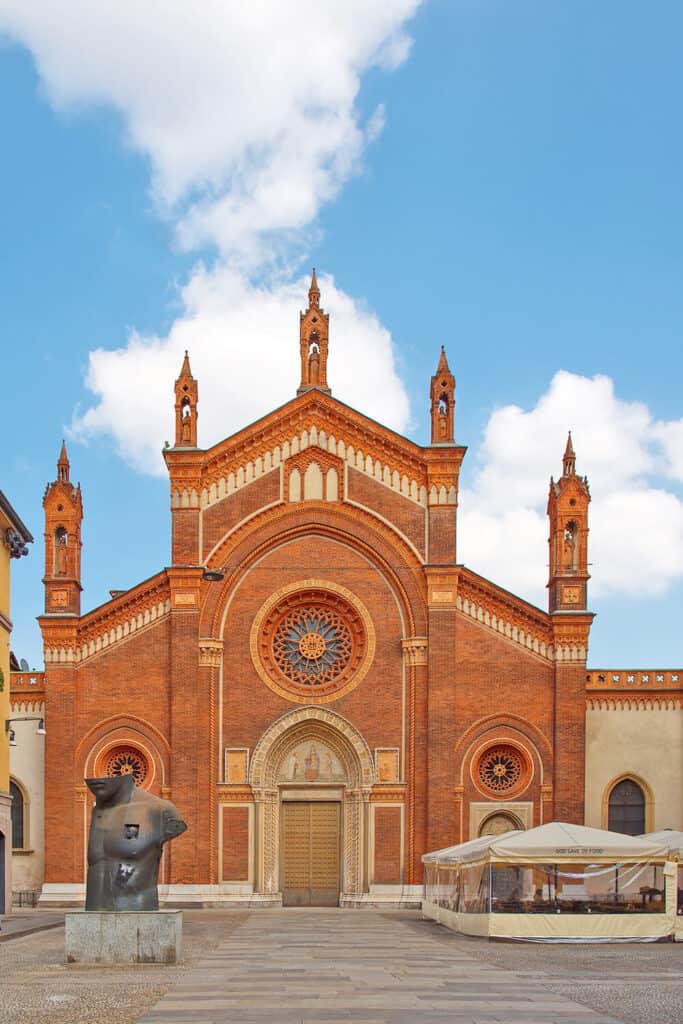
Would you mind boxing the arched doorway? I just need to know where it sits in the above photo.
[250,707,374,906]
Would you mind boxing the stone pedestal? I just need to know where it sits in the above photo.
[65,910,182,964]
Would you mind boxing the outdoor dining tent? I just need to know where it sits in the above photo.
[423,821,672,942]
[641,830,683,941]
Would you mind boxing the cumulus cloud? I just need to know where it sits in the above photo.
[2,3,419,467]
[0,2,420,262]
[458,371,683,604]
[71,269,410,474]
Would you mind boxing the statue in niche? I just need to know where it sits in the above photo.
[180,403,192,443]
[437,397,448,439]
[55,531,68,575]
[563,521,578,571]
[84,775,187,912]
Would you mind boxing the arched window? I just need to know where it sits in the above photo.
[608,778,645,835]
[10,780,25,849]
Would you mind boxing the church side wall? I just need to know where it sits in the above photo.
[452,614,555,842]
[44,618,171,886]
[585,705,683,831]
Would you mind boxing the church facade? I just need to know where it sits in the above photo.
[34,275,682,907]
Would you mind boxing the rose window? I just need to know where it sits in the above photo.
[477,745,526,794]
[252,584,373,703]
[102,746,148,786]
[273,607,353,686]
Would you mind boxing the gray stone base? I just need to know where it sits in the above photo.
[65,910,182,964]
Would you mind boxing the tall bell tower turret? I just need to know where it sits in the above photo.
[547,432,591,613]
[174,351,198,448]
[297,270,331,396]
[43,440,83,616]
[430,346,455,444]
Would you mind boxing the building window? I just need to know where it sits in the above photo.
[10,780,25,849]
[608,778,645,835]
[102,746,149,786]
[252,583,374,704]
[475,744,530,798]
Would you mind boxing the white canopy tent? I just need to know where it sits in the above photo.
[423,822,673,942]
[641,830,683,941]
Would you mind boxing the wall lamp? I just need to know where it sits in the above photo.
[201,567,226,582]
[5,717,46,746]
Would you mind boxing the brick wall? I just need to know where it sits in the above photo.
[221,805,250,881]
[373,806,402,883]
[202,469,281,559]
[347,468,426,557]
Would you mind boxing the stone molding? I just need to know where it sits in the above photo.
[587,696,682,711]
[198,637,224,668]
[43,577,172,666]
[401,637,428,667]
[586,669,681,690]
[456,592,554,662]
[181,418,436,515]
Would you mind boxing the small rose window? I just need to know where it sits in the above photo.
[102,745,148,786]
[477,745,527,795]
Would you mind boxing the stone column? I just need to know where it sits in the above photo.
[199,638,223,883]
[402,637,428,883]
[253,786,279,895]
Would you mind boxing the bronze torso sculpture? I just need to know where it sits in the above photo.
[85,775,187,912]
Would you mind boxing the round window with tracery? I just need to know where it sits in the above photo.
[251,583,375,704]
[102,746,148,786]
[476,745,528,796]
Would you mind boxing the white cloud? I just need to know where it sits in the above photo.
[2,3,419,470]
[71,269,411,475]
[458,371,683,605]
[0,2,421,262]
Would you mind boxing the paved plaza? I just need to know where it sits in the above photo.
[1,909,682,1024]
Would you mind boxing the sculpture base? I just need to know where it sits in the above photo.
[65,910,182,964]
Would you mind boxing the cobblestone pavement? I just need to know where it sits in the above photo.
[1,910,682,1024]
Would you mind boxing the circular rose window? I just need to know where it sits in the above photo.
[102,745,148,786]
[250,581,375,704]
[475,744,528,797]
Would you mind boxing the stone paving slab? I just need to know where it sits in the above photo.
[0,911,65,942]
[136,910,625,1024]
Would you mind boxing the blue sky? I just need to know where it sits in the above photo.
[1,2,681,669]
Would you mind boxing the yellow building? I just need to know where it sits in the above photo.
[0,490,33,915]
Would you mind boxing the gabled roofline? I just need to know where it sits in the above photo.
[193,389,428,463]
[459,565,550,626]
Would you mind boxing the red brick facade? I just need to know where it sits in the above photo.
[39,276,593,905]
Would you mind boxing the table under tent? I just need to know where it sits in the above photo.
[641,830,683,941]
[422,822,673,942]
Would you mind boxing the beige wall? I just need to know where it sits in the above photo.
[10,702,45,895]
[585,705,683,832]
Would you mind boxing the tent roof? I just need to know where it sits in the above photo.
[641,830,683,857]
[422,822,669,865]
[422,830,521,864]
